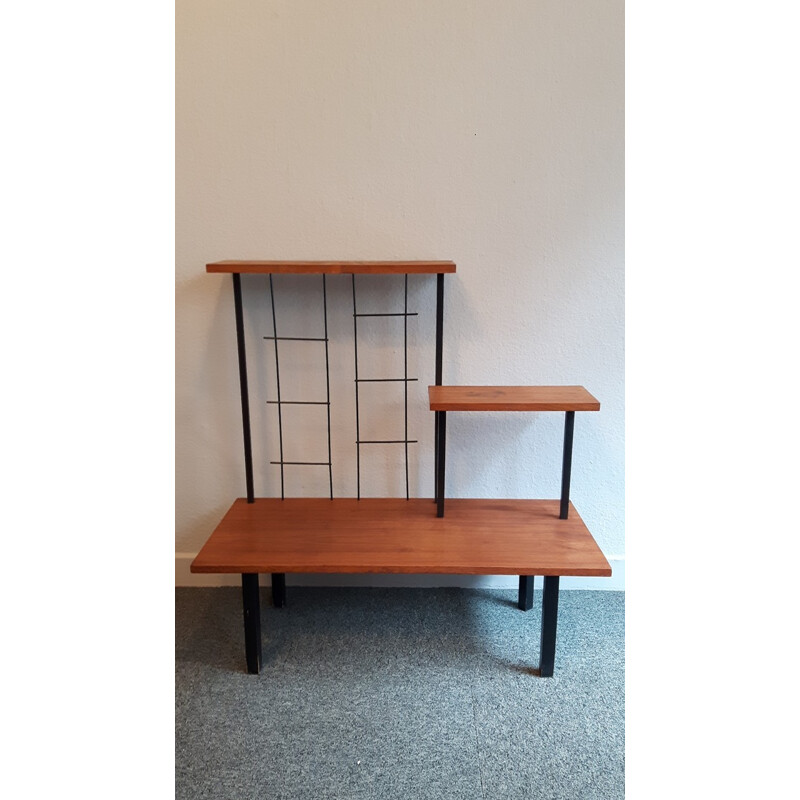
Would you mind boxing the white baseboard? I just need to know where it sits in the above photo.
[176,553,625,591]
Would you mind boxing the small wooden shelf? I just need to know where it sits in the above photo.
[207,260,457,275]
[428,385,600,412]
[190,498,612,577]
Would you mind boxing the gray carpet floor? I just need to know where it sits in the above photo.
[176,587,624,800]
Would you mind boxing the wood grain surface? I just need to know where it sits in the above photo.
[428,385,600,411]
[206,261,456,274]
[190,498,611,576]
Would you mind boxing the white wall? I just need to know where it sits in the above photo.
[176,0,624,588]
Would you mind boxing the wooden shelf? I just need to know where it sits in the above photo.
[428,385,600,412]
[207,261,456,275]
[190,498,612,577]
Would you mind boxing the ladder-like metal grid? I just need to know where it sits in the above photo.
[264,274,334,499]
[352,275,417,500]
[232,271,445,504]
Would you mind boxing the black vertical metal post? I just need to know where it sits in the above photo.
[352,276,361,499]
[269,275,285,500]
[232,274,254,503]
[434,273,444,501]
[539,576,560,677]
[560,411,575,520]
[518,575,534,611]
[323,275,333,499]
[434,413,440,503]
[436,410,447,517]
[271,572,286,609]
[435,273,444,384]
[268,276,287,600]
[404,275,410,500]
[242,573,262,674]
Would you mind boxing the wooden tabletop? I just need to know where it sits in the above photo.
[207,261,456,275]
[428,386,600,411]
[190,498,611,577]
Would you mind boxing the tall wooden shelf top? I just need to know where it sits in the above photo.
[207,260,456,275]
[429,385,600,412]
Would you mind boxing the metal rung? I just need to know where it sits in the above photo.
[354,312,418,318]
[263,336,328,342]
[358,440,418,444]
[267,400,329,405]
[355,378,418,383]
[270,461,331,466]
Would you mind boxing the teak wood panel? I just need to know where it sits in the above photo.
[206,261,457,275]
[190,498,612,576]
[428,386,600,412]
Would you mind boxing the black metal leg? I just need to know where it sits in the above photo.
[242,573,262,674]
[271,573,286,608]
[539,576,560,677]
[436,410,447,517]
[518,575,534,611]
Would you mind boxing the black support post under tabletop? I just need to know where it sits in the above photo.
[560,411,575,520]
[539,576,560,677]
[352,276,361,499]
[436,410,447,517]
[518,575,534,611]
[434,274,444,501]
[434,412,440,504]
[271,572,286,608]
[435,273,444,384]
[404,275,410,500]
[232,273,254,503]
[323,275,333,499]
[241,573,262,674]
